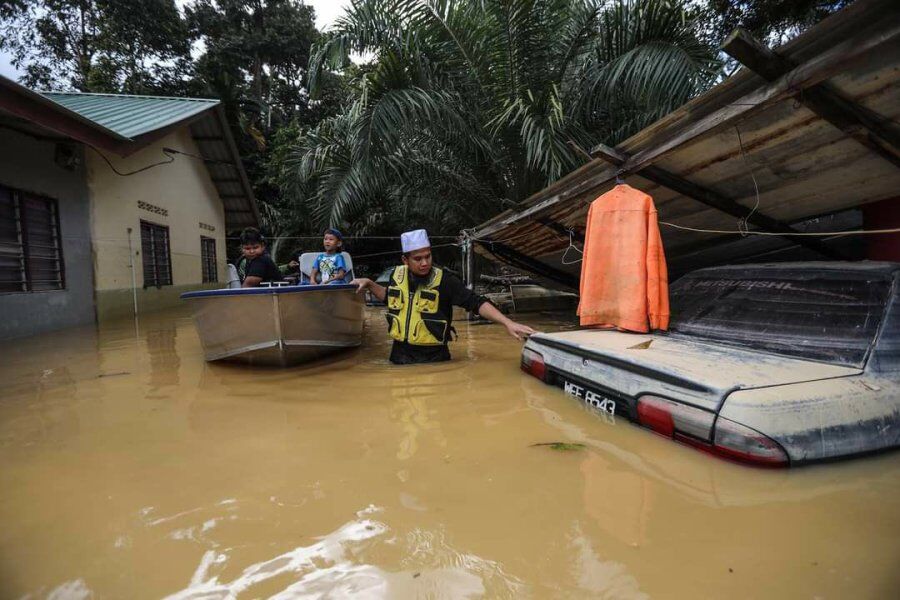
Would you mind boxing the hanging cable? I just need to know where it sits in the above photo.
[89,146,175,176]
[224,234,460,241]
[659,222,900,237]
[162,147,234,166]
[734,125,761,236]
[350,242,460,260]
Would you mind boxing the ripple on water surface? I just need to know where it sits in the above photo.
[0,306,898,598]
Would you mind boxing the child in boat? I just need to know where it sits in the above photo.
[308,228,347,285]
[236,227,283,287]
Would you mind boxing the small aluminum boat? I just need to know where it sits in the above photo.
[181,284,365,366]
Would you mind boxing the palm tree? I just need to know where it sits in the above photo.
[281,0,720,234]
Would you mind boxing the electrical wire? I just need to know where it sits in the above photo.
[89,146,175,176]
[223,235,460,241]
[734,125,761,236]
[350,242,459,259]
[465,226,548,245]
[658,222,900,237]
[162,147,234,166]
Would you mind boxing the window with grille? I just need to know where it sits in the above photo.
[140,221,172,287]
[0,184,65,293]
[201,236,217,283]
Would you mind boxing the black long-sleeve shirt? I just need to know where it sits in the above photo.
[387,267,489,364]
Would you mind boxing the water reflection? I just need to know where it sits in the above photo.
[569,523,647,599]
[145,323,180,389]
[0,307,898,598]
[389,369,449,461]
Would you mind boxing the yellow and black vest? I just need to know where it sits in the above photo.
[385,266,451,346]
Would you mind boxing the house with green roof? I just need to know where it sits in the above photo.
[0,74,259,339]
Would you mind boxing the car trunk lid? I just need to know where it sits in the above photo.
[529,330,862,412]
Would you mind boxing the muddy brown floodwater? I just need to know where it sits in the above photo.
[1,306,898,599]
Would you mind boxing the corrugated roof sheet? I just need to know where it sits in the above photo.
[0,78,258,229]
[40,92,219,139]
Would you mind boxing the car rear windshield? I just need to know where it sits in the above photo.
[669,269,893,367]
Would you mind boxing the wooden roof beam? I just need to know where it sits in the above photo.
[620,17,900,175]
[592,143,842,259]
[476,240,578,289]
[475,4,900,242]
[722,28,900,169]
[538,217,585,243]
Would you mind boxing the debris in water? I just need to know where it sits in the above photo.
[530,442,587,452]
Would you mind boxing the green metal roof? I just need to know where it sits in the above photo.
[39,91,219,139]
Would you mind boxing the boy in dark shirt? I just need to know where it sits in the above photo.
[236,227,283,287]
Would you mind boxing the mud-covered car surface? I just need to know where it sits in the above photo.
[521,262,900,467]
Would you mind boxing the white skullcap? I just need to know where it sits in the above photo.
[401,229,430,253]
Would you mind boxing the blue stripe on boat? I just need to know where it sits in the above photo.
[181,284,358,299]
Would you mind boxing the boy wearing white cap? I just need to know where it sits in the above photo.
[352,229,536,364]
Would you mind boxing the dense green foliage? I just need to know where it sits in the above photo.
[182,0,345,248]
[0,0,850,246]
[1,0,191,93]
[278,0,720,236]
[703,0,852,45]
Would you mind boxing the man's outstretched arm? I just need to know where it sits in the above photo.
[477,301,536,340]
[351,278,387,302]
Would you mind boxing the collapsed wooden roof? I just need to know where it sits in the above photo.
[469,0,900,288]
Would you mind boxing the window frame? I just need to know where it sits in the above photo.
[0,184,66,294]
[200,236,217,284]
[140,220,173,288]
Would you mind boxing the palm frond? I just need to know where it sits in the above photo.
[289,0,722,237]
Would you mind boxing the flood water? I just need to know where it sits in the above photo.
[1,306,898,599]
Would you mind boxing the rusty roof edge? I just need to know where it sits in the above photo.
[470,159,608,236]
[470,0,900,240]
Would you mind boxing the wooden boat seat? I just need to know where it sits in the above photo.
[297,252,355,284]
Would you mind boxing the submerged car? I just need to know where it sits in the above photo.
[521,262,900,467]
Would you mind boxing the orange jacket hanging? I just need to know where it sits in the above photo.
[577,184,670,332]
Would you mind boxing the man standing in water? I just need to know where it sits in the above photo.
[352,229,536,364]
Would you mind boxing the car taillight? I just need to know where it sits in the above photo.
[521,347,546,381]
[637,395,789,468]
[636,395,714,441]
[712,416,789,468]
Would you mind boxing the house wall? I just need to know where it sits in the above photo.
[0,128,96,339]
[87,128,228,320]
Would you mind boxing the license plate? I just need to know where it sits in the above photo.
[563,380,617,416]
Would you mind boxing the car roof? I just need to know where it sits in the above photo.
[687,261,900,277]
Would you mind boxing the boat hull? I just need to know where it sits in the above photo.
[181,285,365,366]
